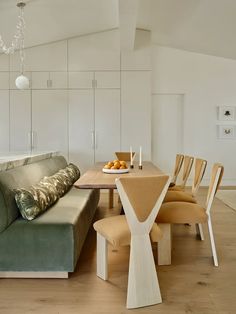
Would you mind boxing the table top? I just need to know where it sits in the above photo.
[74,161,163,189]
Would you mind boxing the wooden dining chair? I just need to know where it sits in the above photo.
[156,163,224,267]
[164,158,207,203]
[93,175,171,309]
[171,154,184,185]
[115,151,135,162]
[170,155,194,191]
[164,158,207,240]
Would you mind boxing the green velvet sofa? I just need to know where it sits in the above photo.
[0,156,100,278]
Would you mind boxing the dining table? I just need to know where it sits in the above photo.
[74,161,164,208]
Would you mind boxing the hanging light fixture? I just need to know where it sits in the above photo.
[0,1,29,90]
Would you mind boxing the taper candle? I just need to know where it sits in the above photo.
[130,146,133,168]
[139,146,142,166]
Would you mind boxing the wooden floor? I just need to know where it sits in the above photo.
[0,189,236,314]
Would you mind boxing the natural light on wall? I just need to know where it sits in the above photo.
[0,1,29,90]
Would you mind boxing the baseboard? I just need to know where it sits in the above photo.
[0,271,69,279]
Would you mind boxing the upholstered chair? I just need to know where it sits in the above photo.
[164,158,207,203]
[115,151,135,162]
[93,175,170,309]
[156,163,224,267]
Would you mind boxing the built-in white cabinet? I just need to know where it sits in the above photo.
[94,89,120,161]
[121,71,151,160]
[32,90,68,157]
[0,73,9,89]
[95,72,120,89]
[0,91,10,151]
[68,72,93,89]
[9,90,31,151]
[69,90,94,173]
[69,71,121,173]
[31,72,67,89]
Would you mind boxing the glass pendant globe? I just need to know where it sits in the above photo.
[15,75,29,90]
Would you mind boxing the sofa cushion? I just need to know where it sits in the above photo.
[0,156,67,233]
[0,187,100,272]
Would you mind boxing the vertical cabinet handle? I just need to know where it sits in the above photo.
[31,131,36,151]
[28,132,31,151]
[94,131,97,149]
[91,131,95,149]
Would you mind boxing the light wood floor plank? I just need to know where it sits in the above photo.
[0,189,235,314]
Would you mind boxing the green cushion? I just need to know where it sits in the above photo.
[0,187,100,272]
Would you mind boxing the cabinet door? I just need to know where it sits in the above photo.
[95,89,120,162]
[68,72,93,89]
[69,90,94,174]
[121,71,151,160]
[0,91,9,151]
[31,72,49,89]
[50,72,67,89]
[95,71,120,89]
[10,90,31,151]
[0,72,9,89]
[32,90,68,158]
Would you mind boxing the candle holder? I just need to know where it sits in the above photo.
[139,165,142,170]
[130,164,134,169]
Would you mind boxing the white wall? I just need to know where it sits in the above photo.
[152,45,236,185]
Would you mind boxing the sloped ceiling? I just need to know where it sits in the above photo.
[1,0,236,60]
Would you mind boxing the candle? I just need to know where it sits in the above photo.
[139,146,142,166]
[130,146,133,166]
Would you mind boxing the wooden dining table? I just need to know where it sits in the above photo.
[74,161,164,208]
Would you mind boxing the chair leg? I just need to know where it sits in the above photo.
[96,233,108,280]
[196,223,204,241]
[158,223,172,265]
[127,234,162,309]
[207,216,219,267]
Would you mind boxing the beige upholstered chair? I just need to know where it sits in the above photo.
[171,154,184,185]
[164,158,207,203]
[170,155,194,191]
[156,163,224,267]
[115,151,135,162]
[93,175,171,309]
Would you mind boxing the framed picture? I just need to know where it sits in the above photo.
[218,106,235,121]
[218,125,235,139]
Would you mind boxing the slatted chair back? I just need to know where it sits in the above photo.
[172,154,184,184]
[179,155,194,188]
[206,163,224,214]
[191,158,207,197]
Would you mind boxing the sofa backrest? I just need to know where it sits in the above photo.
[0,156,67,233]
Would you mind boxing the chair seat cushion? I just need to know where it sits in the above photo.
[156,202,208,224]
[93,215,162,247]
[168,185,184,192]
[163,191,197,203]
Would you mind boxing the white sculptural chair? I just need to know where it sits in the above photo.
[94,175,170,309]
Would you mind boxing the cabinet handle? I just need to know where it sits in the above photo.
[94,131,97,149]
[47,79,52,88]
[31,131,36,151]
[28,132,31,150]
[91,131,95,149]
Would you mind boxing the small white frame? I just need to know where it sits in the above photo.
[218,125,235,139]
[218,106,235,121]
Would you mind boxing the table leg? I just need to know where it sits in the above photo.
[109,189,114,208]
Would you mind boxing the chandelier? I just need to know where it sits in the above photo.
[0,1,29,89]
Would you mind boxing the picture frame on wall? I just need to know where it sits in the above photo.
[218,125,235,139]
[218,106,235,121]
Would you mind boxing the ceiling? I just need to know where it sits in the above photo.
[1,0,236,60]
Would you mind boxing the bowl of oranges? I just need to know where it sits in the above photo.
[102,160,129,174]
